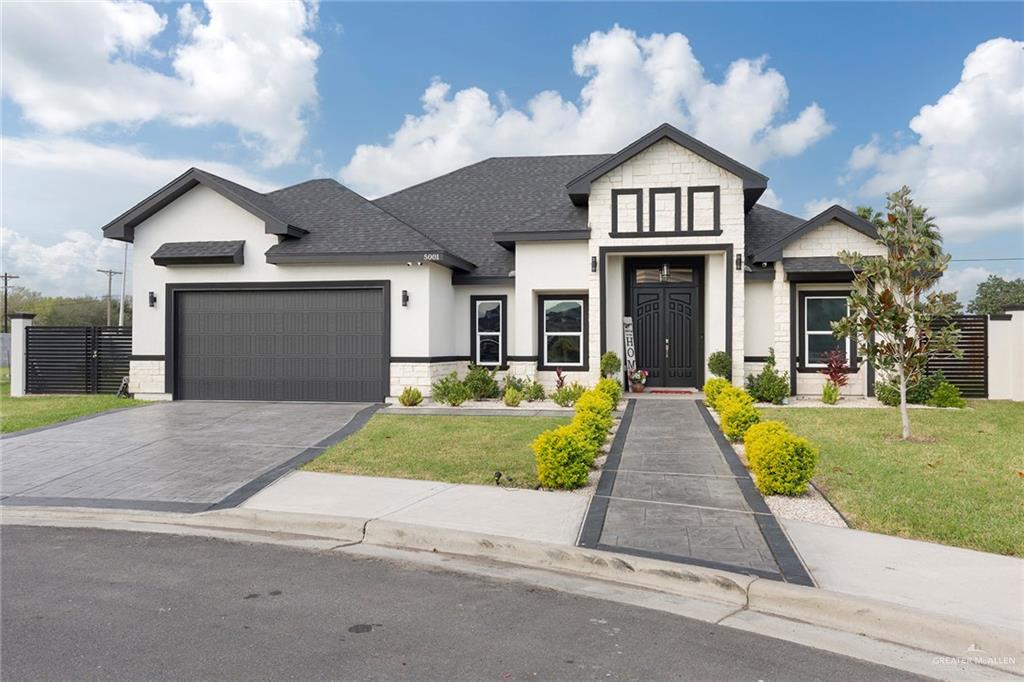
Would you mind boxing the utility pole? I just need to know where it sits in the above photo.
[117,242,128,327]
[96,268,122,326]
[1,273,20,334]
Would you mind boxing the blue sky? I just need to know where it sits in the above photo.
[1,1,1022,300]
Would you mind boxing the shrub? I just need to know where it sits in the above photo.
[431,372,470,406]
[463,364,500,400]
[533,424,595,489]
[702,377,732,410]
[503,374,527,394]
[600,351,622,379]
[714,385,754,412]
[876,370,947,406]
[573,391,614,451]
[523,380,546,402]
[503,386,523,407]
[927,381,965,408]
[819,349,849,388]
[551,381,586,407]
[595,377,623,406]
[745,422,818,496]
[745,348,790,405]
[821,381,840,405]
[398,386,423,406]
[708,351,732,379]
[719,400,761,442]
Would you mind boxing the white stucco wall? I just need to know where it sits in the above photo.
[587,138,746,385]
[512,240,590,359]
[744,279,774,358]
[988,310,1024,401]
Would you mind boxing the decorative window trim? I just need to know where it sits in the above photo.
[470,295,507,369]
[687,185,721,232]
[537,294,590,372]
[797,291,857,372]
[611,189,643,234]
[648,187,682,232]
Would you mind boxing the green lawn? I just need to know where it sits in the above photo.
[762,402,1024,557]
[0,367,148,434]
[303,414,570,488]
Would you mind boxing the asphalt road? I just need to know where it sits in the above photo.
[1,526,924,681]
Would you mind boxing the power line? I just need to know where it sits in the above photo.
[96,268,123,326]
[2,273,20,334]
[950,258,1023,263]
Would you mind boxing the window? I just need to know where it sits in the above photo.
[802,295,850,368]
[634,266,693,284]
[471,296,506,367]
[538,295,588,370]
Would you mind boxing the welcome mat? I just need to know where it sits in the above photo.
[648,389,696,394]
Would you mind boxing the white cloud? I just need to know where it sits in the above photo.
[936,265,1024,305]
[1,0,321,166]
[1,136,272,295]
[844,38,1024,239]
[758,189,783,210]
[803,197,847,217]
[340,25,832,197]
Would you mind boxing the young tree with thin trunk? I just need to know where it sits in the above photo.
[834,186,960,440]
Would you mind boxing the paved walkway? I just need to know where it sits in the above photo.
[1,402,374,512]
[579,399,811,584]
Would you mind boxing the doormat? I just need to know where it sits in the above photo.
[649,389,695,394]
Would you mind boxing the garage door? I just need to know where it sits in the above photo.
[174,288,387,402]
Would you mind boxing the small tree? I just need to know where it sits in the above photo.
[834,186,960,440]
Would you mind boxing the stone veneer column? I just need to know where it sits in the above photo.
[772,261,790,379]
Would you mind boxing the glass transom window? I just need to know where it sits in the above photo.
[634,266,693,284]
[475,299,502,366]
[804,296,849,367]
[542,298,584,367]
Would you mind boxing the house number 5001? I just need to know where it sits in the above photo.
[423,253,442,261]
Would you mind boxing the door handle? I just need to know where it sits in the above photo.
[665,338,669,359]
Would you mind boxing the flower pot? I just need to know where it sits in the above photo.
[630,383,646,393]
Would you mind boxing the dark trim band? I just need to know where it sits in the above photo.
[537,293,590,372]
[687,185,721,232]
[611,188,643,234]
[265,250,475,272]
[130,354,166,362]
[390,356,470,363]
[648,187,682,232]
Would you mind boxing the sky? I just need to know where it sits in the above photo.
[2,1,1022,303]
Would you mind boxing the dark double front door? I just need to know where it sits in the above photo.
[631,274,701,388]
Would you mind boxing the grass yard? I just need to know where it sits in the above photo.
[0,367,148,434]
[303,414,570,488]
[762,401,1024,557]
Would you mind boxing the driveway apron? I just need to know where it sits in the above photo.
[0,401,374,513]
[580,399,811,585]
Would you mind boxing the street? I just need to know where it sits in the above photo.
[1,526,923,681]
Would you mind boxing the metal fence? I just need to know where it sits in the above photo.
[927,315,987,398]
[25,326,131,394]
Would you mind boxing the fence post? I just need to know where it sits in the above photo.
[9,313,35,397]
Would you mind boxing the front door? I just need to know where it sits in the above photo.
[629,262,702,388]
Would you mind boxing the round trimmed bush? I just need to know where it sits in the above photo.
[503,386,523,407]
[745,424,818,496]
[743,421,791,469]
[714,385,754,412]
[398,386,423,406]
[573,389,615,450]
[927,381,965,408]
[533,424,595,489]
[708,351,732,379]
[702,377,732,410]
[719,396,760,442]
[595,377,623,407]
[600,351,622,378]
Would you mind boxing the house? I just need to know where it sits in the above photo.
[102,123,885,402]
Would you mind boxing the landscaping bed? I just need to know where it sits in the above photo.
[762,401,1024,557]
[0,369,148,434]
[303,414,571,488]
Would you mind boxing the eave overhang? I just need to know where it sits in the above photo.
[264,250,476,272]
[751,205,879,262]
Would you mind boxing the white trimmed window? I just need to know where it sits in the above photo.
[473,298,503,366]
[539,296,587,369]
[803,295,850,367]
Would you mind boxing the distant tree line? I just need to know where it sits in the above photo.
[3,287,132,327]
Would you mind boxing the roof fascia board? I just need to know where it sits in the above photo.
[751,205,880,262]
[452,274,515,285]
[265,250,476,272]
[493,229,591,248]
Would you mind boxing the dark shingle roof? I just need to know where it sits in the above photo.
[373,155,609,277]
[263,179,453,260]
[152,240,244,266]
[782,256,851,273]
[744,205,805,262]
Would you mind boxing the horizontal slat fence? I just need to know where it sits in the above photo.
[927,315,987,398]
[25,326,131,395]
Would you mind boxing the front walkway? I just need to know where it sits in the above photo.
[579,398,811,584]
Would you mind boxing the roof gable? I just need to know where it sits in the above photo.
[101,168,305,243]
[751,204,879,262]
[565,123,768,210]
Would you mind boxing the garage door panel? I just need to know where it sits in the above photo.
[176,288,387,402]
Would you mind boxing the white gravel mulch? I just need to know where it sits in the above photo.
[757,396,940,409]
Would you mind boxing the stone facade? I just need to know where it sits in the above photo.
[389,361,466,397]
[782,219,885,258]
[128,360,169,399]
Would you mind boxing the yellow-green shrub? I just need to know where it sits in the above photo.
[744,422,818,496]
[595,377,623,406]
[715,385,754,412]
[573,389,614,451]
[702,377,731,410]
[719,395,760,442]
[532,423,595,489]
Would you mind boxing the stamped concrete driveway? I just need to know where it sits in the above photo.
[1,401,373,513]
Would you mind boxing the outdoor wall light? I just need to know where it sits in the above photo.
[401,290,409,307]
[591,256,598,273]
[660,263,670,281]
[148,291,157,307]
[735,253,744,271]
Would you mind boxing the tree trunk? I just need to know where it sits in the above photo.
[897,363,911,440]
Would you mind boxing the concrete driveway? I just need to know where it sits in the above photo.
[0,401,374,513]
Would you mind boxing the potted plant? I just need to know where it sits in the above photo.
[629,368,649,393]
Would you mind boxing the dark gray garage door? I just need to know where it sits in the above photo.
[175,288,387,402]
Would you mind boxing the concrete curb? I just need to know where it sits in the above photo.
[3,506,1020,676]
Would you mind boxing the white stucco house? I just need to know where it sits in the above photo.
[102,123,885,402]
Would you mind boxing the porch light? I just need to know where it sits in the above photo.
[402,290,409,307]
[735,254,744,270]
[660,263,670,281]
[148,291,156,308]
[591,256,598,273]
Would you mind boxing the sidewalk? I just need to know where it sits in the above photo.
[240,470,590,545]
